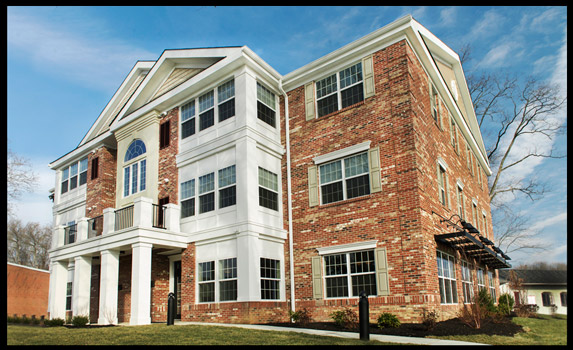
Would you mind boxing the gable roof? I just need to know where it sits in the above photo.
[499,269,568,285]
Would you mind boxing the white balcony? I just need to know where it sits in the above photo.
[49,197,188,261]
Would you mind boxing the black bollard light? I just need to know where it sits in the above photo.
[167,292,176,325]
[359,291,370,341]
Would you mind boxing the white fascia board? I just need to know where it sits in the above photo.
[313,141,371,165]
[79,61,154,146]
[411,20,491,175]
[111,48,248,133]
[49,130,114,170]
[316,240,378,255]
[282,14,413,91]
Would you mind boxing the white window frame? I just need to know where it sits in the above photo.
[461,260,474,304]
[315,61,364,118]
[197,258,238,303]
[123,159,146,197]
[322,249,377,299]
[260,257,281,300]
[488,270,496,301]
[61,157,88,194]
[318,151,370,205]
[437,250,458,305]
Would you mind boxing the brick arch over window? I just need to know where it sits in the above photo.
[124,139,147,162]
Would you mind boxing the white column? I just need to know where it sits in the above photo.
[102,208,115,235]
[72,256,92,318]
[98,249,119,325]
[48,260,68,320]
[76,217,89,242]
[237,232,261,301]
[52,225,65,249]
[130,242,152,325]
[133,197,153,228]
[164,203,180,232]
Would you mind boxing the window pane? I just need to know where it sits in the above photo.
[257,101,276,127]
[218,165,236,188]
[219,258,237,279]
[79,158,88,172]
[199,91,214,112]
[199,109,214,131]
[218,80,235,102]
[260,258,280,279]
[181,100,195,122]
[316,74,337,99]
[124,140,146,162]
[69,175,78,190]
[349,250,375,274]
[79,171,87,186]
[131,163,138,195]
[261,279,280,300]
[351,273,376,296]
[325,276,348,298]
[259,187,278,211]
[320,161,342,184]
[139,160,146,192]
[70,163,78,176]
[258,167,278,191]
[220,280,237,301]
[219,186,236,208]
[199,173,215,194]
[198,261,215,282]
[181,179,195,199]
[199,282,215,302]
[123,167,130,197]
[218,98,235,122]
[341,83,364,108]
[317,94,338,117]
[324,254,347,276]
[321,182,343,204]
[339,62,363,89]
[257,82,276,110]
[344,153,369,177]
[199,193,215,214]
[181,198,195,218]
[182,118,195,139]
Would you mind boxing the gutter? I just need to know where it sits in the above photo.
[278,78,296,316]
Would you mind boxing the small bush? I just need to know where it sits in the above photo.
[514,304,539,318]
[44,318,65,327]
[330,307,358,330]
[497,293,514,316]
[71,315,90,327]
[376,312,401,329]
[477,288,496,313]
[421,308,439,330]
[289,308,312,326]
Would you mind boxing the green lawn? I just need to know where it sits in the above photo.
[429,314,567,345]
[7,323,398,346]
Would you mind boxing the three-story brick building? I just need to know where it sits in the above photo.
[47,15,510,325]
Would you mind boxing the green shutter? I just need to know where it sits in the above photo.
[362,54,375,98]
[368,147,381,193]
[308,165,319,207]
[374,247,390,296]
[311,256,323,299]
[305,82,315,121]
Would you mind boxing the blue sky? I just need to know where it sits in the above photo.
[7,6,567,266]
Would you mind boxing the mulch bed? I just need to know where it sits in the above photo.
[266,316,524,338]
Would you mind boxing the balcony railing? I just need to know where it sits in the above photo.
[152,204,166,229]
[54,197,181,249]
[87,215,103,238]
[115,205,134,231]
[64,224,77,245]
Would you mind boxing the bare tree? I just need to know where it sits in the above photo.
[7,148,38,218]
[7,218,52,270]
[459,44,567,255]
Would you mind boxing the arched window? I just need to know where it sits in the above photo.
[123,139,147,197]
[125,139,146,162]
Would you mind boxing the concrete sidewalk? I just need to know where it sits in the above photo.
[175,321,489,346]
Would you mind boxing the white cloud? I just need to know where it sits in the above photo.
[438,7,457,27]
[464,9,505,42]
[478,42,514,68]
[530,212,567,231]
[7,9,156,93]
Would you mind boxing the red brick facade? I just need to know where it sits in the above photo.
[158,106,179,205]
[85,146,117,218]
[8,263,50,319]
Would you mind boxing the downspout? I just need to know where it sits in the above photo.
[278,78,296,315]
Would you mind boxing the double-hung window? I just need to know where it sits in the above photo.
[461,261,474,303]
[260,258,280,300]
[180,179,195,218]
[199,91,215,131]
[60,157,89,194]
[258,167,279,211]
[437,251,458,304]
[437,164,447,206]
[217,79,235,122]
[316,62,364,118]
[323,250,376,298]
[430,84,439,123]
[488,271,496,301]
[477,268,486,292]
[198,173,215,214]
[198,258,238,303]
[66,281,73,311]
[450,116,458,152]
[542,292,554,307]
[123,140,146,197]
[218,165,236,209]
[319,152,369,204]
[457,184,465,219]
[181,100,196,139]
[257,82,276,127]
